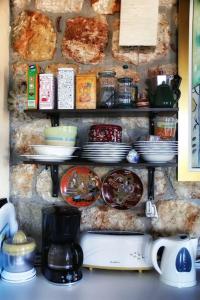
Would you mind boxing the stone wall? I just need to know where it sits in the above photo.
[9,0,200,248]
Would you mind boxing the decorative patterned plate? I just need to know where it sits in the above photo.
[102,169,143,210]
[60,166,101,207]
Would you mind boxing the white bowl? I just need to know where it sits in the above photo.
[31,145,78,157]
[141,153,175,163]
[44,139,76,147]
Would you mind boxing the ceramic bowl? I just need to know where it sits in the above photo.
[141,153,175,163]
[89,124,122,143]
[45,139,76,147]
[44,126,77,137]
[44,126,77,146]
[31,145,78,157]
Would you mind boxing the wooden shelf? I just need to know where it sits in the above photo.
[25,108,178,118]
[22,158,177,168]
[23,107,178,197]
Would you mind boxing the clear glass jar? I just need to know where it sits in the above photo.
[98,71,116,108]
[154,116,177,140]
[116,77,137,107]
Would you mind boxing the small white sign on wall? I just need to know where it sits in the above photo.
[119,0,159,46]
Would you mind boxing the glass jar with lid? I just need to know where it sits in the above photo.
[98,71,116,108]
[154,116,177,140]
[116,77,138,107]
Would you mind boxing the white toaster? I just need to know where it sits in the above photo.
[80,231,153,271]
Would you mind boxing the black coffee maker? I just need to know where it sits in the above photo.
[42,205,83,285]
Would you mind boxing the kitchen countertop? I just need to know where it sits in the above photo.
[1,268,200,300]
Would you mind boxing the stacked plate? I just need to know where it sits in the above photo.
[20,145,78,162]
[134,141,178,163]
[82,142,131,163]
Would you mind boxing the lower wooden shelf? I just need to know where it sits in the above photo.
[22,158,177,168]
[21,159,177,198]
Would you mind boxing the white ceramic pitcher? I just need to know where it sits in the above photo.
[151,235,198,288]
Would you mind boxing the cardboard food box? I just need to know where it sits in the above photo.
[39,74,55,110]
[76,73,96,109]
[27,64,40,109]
[57,68,75,109]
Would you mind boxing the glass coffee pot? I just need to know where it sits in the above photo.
[116,77,138,107]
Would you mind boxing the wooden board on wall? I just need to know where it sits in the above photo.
[0,0,9,198]
[119,0,159,46]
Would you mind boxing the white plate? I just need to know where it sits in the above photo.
[136,147,177,150]
[84,143,130,146]
[136,149,178,152]
[138,151,178,156]
[83,146,132,150]
[135,149,178,152]
[82,150,128,154]
[86,142,129,145]
[84,157,124,163]
[82,148,129,151]
[134,142,178,145]
[134,144,178,147]
[82,154,127,157]
[82,155,126,158]
[20,155,77,162]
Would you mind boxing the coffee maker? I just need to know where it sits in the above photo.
[42,205,83,285]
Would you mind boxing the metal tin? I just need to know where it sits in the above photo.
[89,124,122,143]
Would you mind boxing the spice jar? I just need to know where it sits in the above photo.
[116,77,138,107]
[98,71,116,108]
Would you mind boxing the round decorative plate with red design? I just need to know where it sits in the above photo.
[102,169,143,210]
[60,166,101,208]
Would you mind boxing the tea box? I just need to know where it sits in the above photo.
[76,74,96,109]
[27,64,40,109]
[39,74,55,110]
[57,68,75,109]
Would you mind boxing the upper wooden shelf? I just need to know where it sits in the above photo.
[25,108,178,118]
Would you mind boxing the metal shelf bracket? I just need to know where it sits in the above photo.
[49,113,59,127]
[50,165,59,197]
[148,167,155,200]
[146,167,158,218]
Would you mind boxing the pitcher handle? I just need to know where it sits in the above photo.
[173,88,181,102]
[171,74,182,102]
[151,238,166,274]
[74,243,83,268]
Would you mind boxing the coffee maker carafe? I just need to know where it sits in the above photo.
[42,206,83,285]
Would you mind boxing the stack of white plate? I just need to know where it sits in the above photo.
[134,141,178,163]
[82,143,131,163]
[20,145,78,162]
